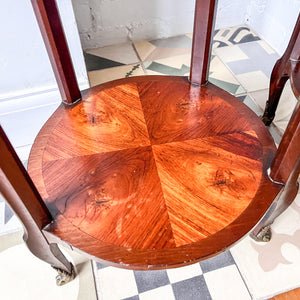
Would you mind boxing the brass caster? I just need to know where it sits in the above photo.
[260,114,273,126]
[250,225,272,242]
[52,263,76,286]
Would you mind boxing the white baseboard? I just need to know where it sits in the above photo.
[0,79,89,116]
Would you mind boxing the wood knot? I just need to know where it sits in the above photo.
[214,169,234,187]
[96,200,109,205]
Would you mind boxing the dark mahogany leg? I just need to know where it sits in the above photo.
[189,0,216,85]
[261,58,289,126]
[254,15,300,239]
[0,126,75,285]
[262,14,300,125]
[250,157,300,242]
[0,170,75,285]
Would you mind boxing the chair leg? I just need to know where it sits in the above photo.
[0,169,75,285]
[261,58,289,126]
[50,244,76,286]
[25,235,76,286]
[250,157,300,242]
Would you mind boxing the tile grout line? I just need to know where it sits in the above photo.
[211,31,280,97]
[230,250,255,299]
[91,261,101,300]
[131,42,148,75]
[212,46,249,95]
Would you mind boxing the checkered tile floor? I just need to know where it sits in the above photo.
[94,251,251,300]
[0,25,298,300]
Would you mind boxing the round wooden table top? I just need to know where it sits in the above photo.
[28,76,280,269]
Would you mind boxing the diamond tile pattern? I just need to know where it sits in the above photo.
[96,250,250,300]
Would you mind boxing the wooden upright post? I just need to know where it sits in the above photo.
[263,14,300,184]
[0,126,51,228]
[0,126,74,277]
[31,0,81,104]
[270,102,300,184]
[189,0,217,85]
[262,14,300,125]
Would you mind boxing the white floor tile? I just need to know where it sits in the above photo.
[236,71,270,92]
[0,243,79,300]
[214,45,249,63]
[98,267,138,300]
[139,285,175,300]
[204,265,251,300]
[167,263,202,283]
[250,83,297,135]
[231,192,300,299]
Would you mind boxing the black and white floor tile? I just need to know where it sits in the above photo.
[95,251,251,300]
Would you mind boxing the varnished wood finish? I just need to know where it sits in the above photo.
[273,287,300,300]
[1,0,297,273]
[0,126,51,229]
[270,102,300,183]
[251,156,300,239]
[31,0,81,104]
[261,13,300,184]
[28,76,283,269]
[262,13,300,125]
[190,0,216,85]
[0,126,72,274]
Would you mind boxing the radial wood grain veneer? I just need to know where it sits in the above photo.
[1,0,299,282]
[27,76,282,269]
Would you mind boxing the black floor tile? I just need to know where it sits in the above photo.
[172,275,212,300]
[200,251,235,273]
[134,270,170,294]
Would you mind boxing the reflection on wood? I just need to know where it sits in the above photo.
[28,76,281,269]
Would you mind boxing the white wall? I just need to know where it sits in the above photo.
[1,0,299,112]
[246,0,300,54]
[0,0,88,111]
[72,0,250,49]
[72,0,299,54]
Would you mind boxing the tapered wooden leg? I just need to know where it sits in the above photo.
[0,169,75,285]
[189,0,216,85]
[31,0,81,104]
[0,126,75,285]
[262,13,300,125]
[250,157,300,242]
[261,58,289,126]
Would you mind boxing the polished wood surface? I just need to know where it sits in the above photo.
[261,13,300,184]
[0,126,51,229]
[271,287,300,300]
[0,126,72,274]
[31,0,81,104]
[28,76,283,269]
[262,13,300,125]
[270,102,300,183]
[2,0,298,274]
